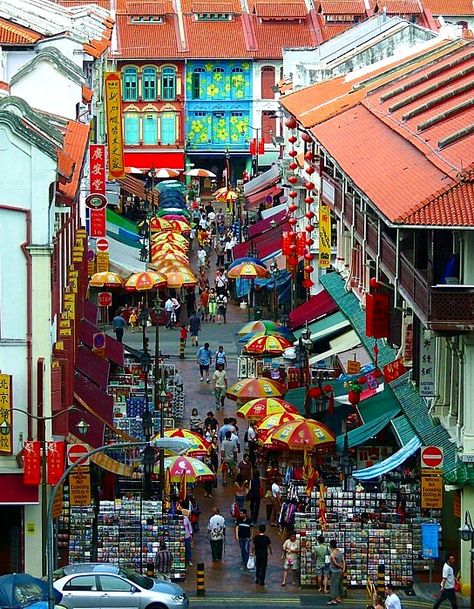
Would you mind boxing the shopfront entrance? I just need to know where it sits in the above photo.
[0,507,22,574]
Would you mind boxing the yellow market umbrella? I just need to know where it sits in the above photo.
[227,378,287,402]
[170,219,191,234]
[237,397,300,421]
[155,455,215,482]
[148,217,173,232]
[124,270,167,291]
[152,232,189,247]
[160,429,210,457]
[255,412,304,440]
[268,419,335,452]
[244,334,293,355]
[228,262,270,280]
[161,267,197,288]
[150,252,190,266]
[152,242,188,256]
[89,271,124,288]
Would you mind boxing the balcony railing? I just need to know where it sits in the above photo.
[429,286,474,330]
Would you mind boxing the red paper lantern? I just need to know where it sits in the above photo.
[305,211,315,219]
[289,243,297,252]
[304,265,314,274]
[305,182,315,191]
[301,132,313,143]
[308,387,322,399]
[304,152,314,161]
[287,253,298,266]
[302,278,314,288]
[304,253,315,261]
[366,292,390,339]
[289,162,298,171]
[306,165,315,175]
[288,190,298,199]
[285,116,297,129]
[348,390,361,406]
[305,225,315,232]
[304,196,314,204]
[306,238,314,246]
[289,217,297,226]
[249,138,256,155]
[288,135,297,144]
[369,277,380,289]
[288,175,298,184]
[288,204,298,213]
[288,150,297,158]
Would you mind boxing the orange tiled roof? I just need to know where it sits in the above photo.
[317,1,366,14]
[0,81,10,91]
[253,20,316,58]
[126,1,171,14]
[82,84,93,103]
[183,15,249,57]
[373,0,422,13]
[398,166,474,225]
[0,17,42,44]
[59,0,112,7]
[114,14,181,58]
[58,121,90,200]
[423,0,474,15]
[322,23,353,39]
[253,1,307,18]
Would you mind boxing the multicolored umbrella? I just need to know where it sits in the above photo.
[237,320,285,336]
[152,231,189,247]
[161,429,210,457]
[154,168,181,179]
[155,455,215,482]
[237,397,299,420]
[161,267,198,288]
[256,412,304,441]
[244,334,293,355]
[124,271,167,291]
[268,419,335,451]
[228,262,270,280]
[229,257,266,271]
[184,168,216,178]
[170,219,191,234]
[214,187,238,202]
[152,242,188,256]
[89,271,124,288]
[150,252,190,266]
[238,329,296,344]
[226,378,287,402]
[149,217,173,232]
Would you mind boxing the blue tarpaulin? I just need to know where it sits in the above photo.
[352,435,421,480]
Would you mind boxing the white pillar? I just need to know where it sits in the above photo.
[462,335,474,453]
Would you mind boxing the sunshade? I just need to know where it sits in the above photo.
[244,334,293,355]
[170,219,191,233]
[152,242,188,256]
[228,262,270,280]
[155,455,215,482]
[226,378,287,401]
[237,397,299,420]
[256,412,304,440]
[229,257,266,270]
[237,319,284,336]
[157,209,190,219]
[160,429,210,457]
[156,179,187,192]
[154,168,181,179]
[238,329,296,344]
[152,231,189,246]
[162,268,197,288]
[124,270,167,291]
[149,217,173,232]
[269,419,335,451]
[150,252,189,266]
[184,168,216,177]
[89,271,124,288]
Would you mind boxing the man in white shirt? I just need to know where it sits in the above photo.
[270,479,281,527]
[164,297,174,329]
[385,583,402,609]
[246,422,257,466]
[433,554,458,609]
[197,246,207,270]
[207,507,226,561]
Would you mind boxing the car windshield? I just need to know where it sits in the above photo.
[118,568,153,590]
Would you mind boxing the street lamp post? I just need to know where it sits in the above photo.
[296,323,313,416]
[459,511,474,607]
[269,257,280,322]
[153,296,167,499]
[241,124,261,177]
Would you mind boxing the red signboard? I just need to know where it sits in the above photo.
[366,292,390,338]
[89,144,106,195]
[96,238,109,252]
[97,292,112,307]
[296,232,306,256]
[24,441,41,485]
[383,358,406,383]
[67,443,90,466]
[46,441,65,485]
[249,138,256,156]
[421,446,444,469]
[281,231,292,256]
[90,209,106,238]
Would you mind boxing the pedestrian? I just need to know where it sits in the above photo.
[432,554,457,609]
[197,245,207,270]
[218,418,235,442]
[189,408,203,435]
[215,345,227,369]
[270,479,282,527]
[171,295,181,326]
[216,292,228,324]
[225,235,235,263]
[314,534,330,593]
[164,297,174,329]
[182,510,193,566]
[221,431,237,486]
[112,310,126,343]
[188,310,201,347]
[212,363,227,411]
[235,508,253,569]
[129,308,138,333]
[208,288,217,323]
[208,436,219,489]
[248,470,263,524]
[155,541,173,576]
[215,269,227,295]
[251,524,272,586]
[373,595,385,609]
[326,539,345,605]
[385,584,402,608]
[185,288,196,319]
[204,411,219,432]
[197,342,212,382]
[216,238,225,267]
[207,507,226,562]
[179,324,188,359]
[199,287,209,321]
[281,532,300,586]
[246,422,258,466]
[198,269,209,294]
[234,473,248,512]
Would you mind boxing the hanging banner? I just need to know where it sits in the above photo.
[281,232,291,256]
[89,209,106,238]
[89,144,106,195]
[296,232,306,256]
[24,441,41,485]
[104,72,125,179]
[318,203,331,268]
[421,522,440,558]
[0,373,12,454]
[46,441,65,485]
[419,330,436,397]
[69,466,91,506]
[366,292,390,338]
[383,358,406,383]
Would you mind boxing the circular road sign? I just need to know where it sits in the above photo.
[96,238,109,252]
[85,194,107,210]
[67,443,90,466]
[421,446,443,469]
[97,292,112,308]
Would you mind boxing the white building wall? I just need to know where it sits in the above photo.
[252,60,282,164]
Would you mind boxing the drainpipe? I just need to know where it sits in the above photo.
[394,228,400,308]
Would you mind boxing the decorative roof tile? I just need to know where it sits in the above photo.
[423,0,474,15]
[183,15,249,57]
[253,1,307,18]
[317,1,366,14]
[322,23,354,39]
[191,1,238,12]
[373,0,422,13]
[252,20,315,58]
[125,1,171,14]
[58,120,90,199]
[114,14,180,58]
[0,17,42,44]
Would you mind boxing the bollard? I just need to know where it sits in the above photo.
[179,339,185,359]
[196,562,205,597]
[343,570,348,596]
[146,560,155,578]
[377,564,386,597]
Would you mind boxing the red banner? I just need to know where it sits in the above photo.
[90,209,106,238]
[281,231,292,255]
[24,441,41,486]
[366,292,390,338]
[258,139,265,155]
[383,358,406,383]
[47,441,65,485]
[296,232,306,256]
[89,144,106,195]
[249,138,256,156]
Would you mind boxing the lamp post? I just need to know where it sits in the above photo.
[297,322,313,416]
[241,124,261,177]
[153,296,167,499]
[459,511,474,607]
[269,257,280,322]
[0,405,85,576]
[341,433,352,491]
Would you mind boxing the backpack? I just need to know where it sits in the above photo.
[244,430,249,443]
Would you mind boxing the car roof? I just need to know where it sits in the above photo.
[61,564,120,576]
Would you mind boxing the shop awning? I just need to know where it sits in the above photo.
[243,165,281,197]
[248,208,287,238]
[294,310,350,341]
[357,387,399,423]
[73,371,114,448]
[124,151,185,170]
[107,236,141,277]
[335,406,401,451]
[289,289,337,330]
[0,474,39,505]
[76,345,110,391]
[309,329,360,365]
[391,414,417,447]
[246,185,283,209]
[233,221,289,261]
[261,202,287,220]
[117,175,159,206]
[352,435,421,480]
[337,345,372,375]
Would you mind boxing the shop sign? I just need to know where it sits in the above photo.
[421,522,440,558]
[104,73,125,179]
[46,441,65,485]
[92,332,106,358]
[89,144,106,195]
[402,313,413,367]
[63,293,76,321]
[419,330,436,397]
[347,359,361,375]
[52,485,64,519]
[318,203,331,268]
[421,473,443,509]
[96,252,110,273]
[383,358,406,383]
[0,373,12,454]
[69,466,91,506]
[89,208,106,238]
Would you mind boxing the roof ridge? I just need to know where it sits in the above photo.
[242,11,258,51]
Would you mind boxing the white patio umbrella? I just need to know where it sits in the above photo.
[184,168,216,178]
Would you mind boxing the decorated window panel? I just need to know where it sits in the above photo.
[161,112,177,145]
[162,67,176,100]
[143,67,157,101]
[124,113,139,145]
[123,67,138,101]
[143,113,158,145]
[191,68,205,99]
[211,111,229,144]
[229,111,249,144]
[187,112,210,146]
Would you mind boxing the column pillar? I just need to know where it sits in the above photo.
[461,335,474,452]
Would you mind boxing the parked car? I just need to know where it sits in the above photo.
[53,564,188,609]
[52,564,168,583]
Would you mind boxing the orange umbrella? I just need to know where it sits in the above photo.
[228,262,270,280]
[151,252,190,266]
[89,271,124,288]
[256,412,304,441]
[226,378,286,402]
[161,268,197,288]
[124,271,167,291]
[152,242,188,256]
[149,217,173,232]
[237,397,299,420]
[170,219,191,234]
[152,231,188,246]
[244,334,293,355]
[162,429,210,457]
[268,419,335,452]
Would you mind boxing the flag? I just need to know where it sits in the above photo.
[47,441,65,485]
[24,441,41,485]
[178,469,187,502]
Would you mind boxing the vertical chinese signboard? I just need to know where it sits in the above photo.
[0,374,12,454]
[88,144,107,237]
[318,203,331,268]
[104,73,125,179]
[419,330,436,397]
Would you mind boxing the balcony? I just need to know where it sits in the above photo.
[429,286,474,331]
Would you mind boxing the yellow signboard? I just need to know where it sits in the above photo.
[0,374,12,454]
[347,360,361,375]
[104,72,125,179]
[96,252,110,273]
[69,467,91,506]
[52,485,64,519]
[421,474,443,509]
[318,203,331,268]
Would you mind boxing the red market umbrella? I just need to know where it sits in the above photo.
[227,262,270,280]
[226,378,287,402]
[244,334,293,355]
[156,455,215,482]
[237,397,299,420]
[124,271,167,291]
[268,419,335,451]
[256,412,304,441]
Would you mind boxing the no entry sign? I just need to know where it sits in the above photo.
[96,238,109,252]
[67,443,90,466]
[421,446,444,469]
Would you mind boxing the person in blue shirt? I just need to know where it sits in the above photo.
[197,342,212,383]
[215,345,227,369]
[112,311,126,343]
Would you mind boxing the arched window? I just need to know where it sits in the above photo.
[123,67,138,101]
[231,67,244,100]
[261,66,275,99]
[192,67,205,99]
[161,112,177,144]
[142,67,157,101]
[143,113,158,144]
[162,67,176,100]
[124,113,139,144]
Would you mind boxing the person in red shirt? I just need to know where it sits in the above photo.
[180,324,188,359]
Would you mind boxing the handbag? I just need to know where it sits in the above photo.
[454,578,461,594]
[247,555,255,570]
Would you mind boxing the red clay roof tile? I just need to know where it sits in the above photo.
[115,14,180,58]
[252,20,315,58]
[0,17,42,44]
[58,121,90,200]
[126,1,170,14]
[373,0,422,13]
[253,1,307,18]
[317,1,366,14]
[423,0,474,15]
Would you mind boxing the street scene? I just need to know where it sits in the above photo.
[0,1,473,609]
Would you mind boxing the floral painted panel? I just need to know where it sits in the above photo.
[186,61,251,101]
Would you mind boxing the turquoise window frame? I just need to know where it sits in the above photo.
[143,113,158,145]
[124,113,139,145]
[162,67,176,100]
[123,67,138,101]
[143,67,157,101]
[161,113,176,144]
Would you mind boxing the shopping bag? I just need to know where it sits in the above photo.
[247,555,255,570]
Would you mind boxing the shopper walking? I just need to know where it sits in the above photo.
[314,534,330,593]
[216,292,228,324]
[433,554,457,609]
[213,363,227,410]
[182,511,193,566]
[215,345,227,369]
[188,311,201,347]
[281,532,300,586]
[189,408,203,435]
[234,473,249,512]
[246,422,258,466]
[248,470,263,524]
[221,431,237,486]
[252,524,272,586]
[207,507,226,562]
[235,508,253,569]
[326,539,345,605]
[155,541,173,576]
[164,297,174,329]
[112,311,126,342]
[208,288,217,323]
[385,584,402,608]
[270,479,282,527]
[128,308,138,333]
[197,342,212,382]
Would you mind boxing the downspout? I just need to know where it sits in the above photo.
[0,205,32,439]
[394,228,400,308]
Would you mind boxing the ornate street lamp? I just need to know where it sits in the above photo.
[269,257,280,322]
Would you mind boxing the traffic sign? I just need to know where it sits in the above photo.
[421,446,444,469]
[85,194,107,210]
[97,292,112,307]
[96,238,109,252]
[67,443,90,466]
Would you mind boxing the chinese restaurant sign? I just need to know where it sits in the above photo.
[0,374,12,453]
[104,73,125,179]
[318,203,331,268]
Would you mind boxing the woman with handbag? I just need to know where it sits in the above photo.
[281,532,300,586]
[248,470,263,524]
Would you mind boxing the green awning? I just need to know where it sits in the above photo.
[357,388,401,424]
[294,311,350,341]
[335,406,400,451]
[285,387,307,415]
[391,415,416,447]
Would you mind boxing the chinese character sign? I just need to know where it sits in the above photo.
[104,73,124,179]
[318,203,331,268]
[0,374,12,454]
[89,144,106,195]
[24,441,41,485]
[419,330,436,397]
[46,441,65,485]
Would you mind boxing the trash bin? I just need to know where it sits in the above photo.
[254,306,263,321]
